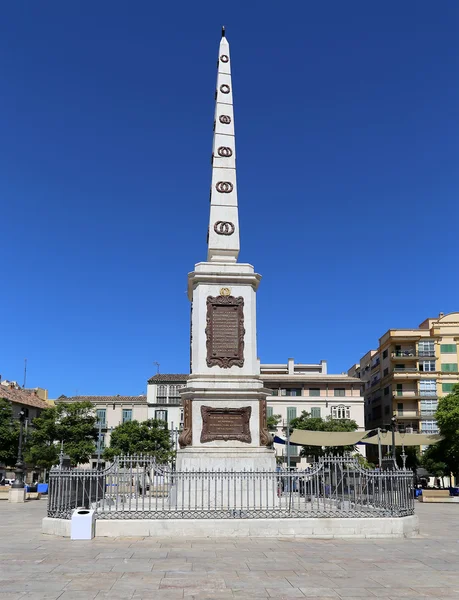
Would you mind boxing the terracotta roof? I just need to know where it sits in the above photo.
[147,374,188,384]
[57,395,147,404]
[0,385,49,410]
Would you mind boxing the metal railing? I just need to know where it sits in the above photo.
[47,454,414,521]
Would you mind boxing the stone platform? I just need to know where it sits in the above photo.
[42,514,419,539]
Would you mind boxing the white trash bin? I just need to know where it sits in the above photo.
[71,507,95,540]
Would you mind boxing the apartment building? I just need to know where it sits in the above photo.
[146,360,365,466]
[261,359,365,466]
[348,312,459,440]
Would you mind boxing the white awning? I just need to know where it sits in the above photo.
[289,430,367,446]
[364,432,442,446]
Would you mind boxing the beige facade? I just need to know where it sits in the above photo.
[261,360,365,466]
[348,312,459,438]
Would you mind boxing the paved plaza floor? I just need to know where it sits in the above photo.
[0,501,458,600]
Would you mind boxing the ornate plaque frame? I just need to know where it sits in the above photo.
[200,406,252,443]
[178,399,192,449]
[206,295,245,368]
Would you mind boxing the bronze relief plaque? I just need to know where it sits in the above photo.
[206,295,245,368]
[200,406,252,443]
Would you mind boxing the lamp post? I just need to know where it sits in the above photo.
[390,415,397,463]
[12,409,26,489]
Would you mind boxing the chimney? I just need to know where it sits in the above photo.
[439,312,444,319]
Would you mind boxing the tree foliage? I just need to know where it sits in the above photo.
[25,401,98,469]
[0,398,20,467]
[103,419,174,463]
[289,411,359,458]
[418,384,459,479]
[267,414,281,432]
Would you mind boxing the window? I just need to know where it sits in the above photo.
[397,403,403,415]
[384,406,390,414]
[331,405,350,419]
[310,407,321,418]
[334,388,345,397]
[155,409,168,422]
[418,340,435,357]
[280,389,287,396]
[288,445,299,457]
[419,379,437,396]
[309,388,320,397]
[286,388,302,397]
[442,383,456,393]
[384,386,390,396]
[267,406,274,418]
[383,368,389,377]
[421,420,439,434]
[420,399,437,415]
[286,407,297,423]
[271,389,279,396]
[383,349,388,359]
[169,385,181,397]
[396,384,403,396]
[122,409,132,423]
[441,344,456,354]
[420,360,436,372]
[157,385,167,401]
[441,363,458,373]
[96,409,106,426]
[395,364,405,371]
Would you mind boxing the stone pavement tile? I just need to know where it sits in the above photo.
[95,551,135,559]
[160,577,226,590]
[0,595,24,600]
[266,588,306,597]
[95,593,134,600]
[64,579,114,591]
[187,592,234,599]
[129,550,169,559]
[110,560,154,573]
[299,589,340,598]
[110,580,160,593]
[335,590,380,598]
[0,582,67,594]
[285,578,337,589]
[132,591,184,599]
[152,562,191,571]
[369,590,430,597]
[266,571,301,579]
[232,592,268,599]
[412,590,459,597]
[59,593,98,600]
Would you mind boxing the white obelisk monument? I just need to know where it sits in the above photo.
[177,28,275,472]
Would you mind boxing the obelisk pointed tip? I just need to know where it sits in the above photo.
[221,26,226,38]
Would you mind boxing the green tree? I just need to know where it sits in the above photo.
[289,411,359,458]
[103,419,174,463]
[0,399,19,467]
[421,442,449,483]
[428,384,459,480]
[25,401,98,468]
[267,414,281,431]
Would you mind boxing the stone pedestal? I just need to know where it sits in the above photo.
[9,487,26,503]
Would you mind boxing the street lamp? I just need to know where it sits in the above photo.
[390,414,397,463]
[12,409,26,489]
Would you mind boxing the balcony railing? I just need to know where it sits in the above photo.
[156,397,182,405]
[392,350,416,358]
[396,410,420,418]
[96,421,107,429]
[418,350,436,358]
[393,367,418,373]
[419,391,437,397]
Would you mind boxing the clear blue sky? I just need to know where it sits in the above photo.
[2,1,458,398]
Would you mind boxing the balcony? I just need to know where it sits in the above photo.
[96,420,107,429]
[393,367,418,373]
[391,350,435,360]
[156,396,182,405]
[371,359,380,371]
[396,409,420,419]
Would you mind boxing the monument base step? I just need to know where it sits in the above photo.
[42,515,419,539]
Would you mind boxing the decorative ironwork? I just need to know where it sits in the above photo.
[178,399,192,448]
[217,146,232,157]
[215,181,233,193]
[220,54,229,63]
[200,406,251,443]
[47,453,416,521]
[219,115,231,124]
[214,221,235,236]
[206,295,245,368]
[259,400,272,447]
[220,84,230,94]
